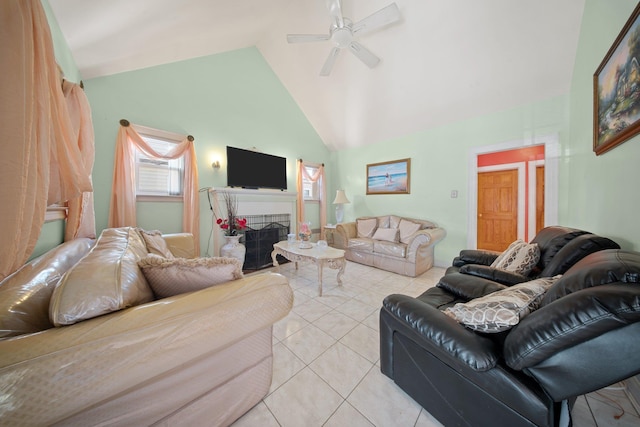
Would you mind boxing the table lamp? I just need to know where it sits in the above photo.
[333,190,350,223]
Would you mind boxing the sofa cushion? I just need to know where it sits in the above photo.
[348,237,374,252]
[373,239,406,258]
[138,255,243,298]
[443,276,560,333]
[138,228,175,258]
[399,219,421,243]
[377,215,390,229]
[491,241,540,276]
[49,227,154,327]
[0,238,95,338]
[373,227,400,243]
[389,215,402,229]
[357,218,378,238]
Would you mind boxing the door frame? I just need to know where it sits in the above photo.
[528,159,545,240]
[467,134,559,249]
[477,162,526,243]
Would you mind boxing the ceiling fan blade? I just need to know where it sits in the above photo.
[320,47,341,76]
[348,41,380,68]
[325,0,344,28]
[352,2,401,36]
[287,34,330,43]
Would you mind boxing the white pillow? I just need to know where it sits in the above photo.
[356,218,378,238]
[398,219,421,243]
[443,275,561,333]
[372,227,400,243]
[492,241,540,276]
[138,228,175,258]
[138,256,243,298]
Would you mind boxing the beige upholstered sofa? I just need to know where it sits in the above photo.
[0,227,293,426]
[334,215,446,277]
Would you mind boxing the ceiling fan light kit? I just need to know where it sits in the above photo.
[287,0,401,76]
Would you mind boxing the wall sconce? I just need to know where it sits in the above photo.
[333,189,350,223]
[211,160,220,169]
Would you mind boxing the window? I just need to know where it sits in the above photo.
[134,128,184,199]
[302,164,320,201]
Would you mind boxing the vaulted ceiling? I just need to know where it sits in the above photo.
[48,0,585,151]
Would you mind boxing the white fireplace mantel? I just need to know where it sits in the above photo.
[208,187,298,256]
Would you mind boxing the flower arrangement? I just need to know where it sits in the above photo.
[215,191,247,236]
[298,221,312,241]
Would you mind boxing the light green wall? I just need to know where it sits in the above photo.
[41,0,80,83]
[332,96,569,266]
[36,0,640,263]
[84,47,330,254]
[562,0,640,249]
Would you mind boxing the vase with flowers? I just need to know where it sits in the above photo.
[216,191,247,266]
[298,221,312,249]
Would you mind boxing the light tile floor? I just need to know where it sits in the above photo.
[232,261,640,427]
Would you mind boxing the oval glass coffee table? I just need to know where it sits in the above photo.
[271,241,346,296]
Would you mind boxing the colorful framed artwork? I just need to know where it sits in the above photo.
[594,3,640,155]
[366,158,411,195]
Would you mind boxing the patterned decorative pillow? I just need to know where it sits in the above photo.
[138,228,175,258]
[398,219,421,244]
[490,239,525,267]
[492,241,540,276]
[443,275,561,333]
[356,218,378,238]
[138,256,244,298]
[372,227,400,243]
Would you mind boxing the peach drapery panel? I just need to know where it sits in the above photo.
[0,0,92,280]
[108,124,200,256]
[296,160,326,236]
[63,80,96,241]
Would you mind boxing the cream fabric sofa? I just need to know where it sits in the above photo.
[0,227,293,426]
[334,215,446,277]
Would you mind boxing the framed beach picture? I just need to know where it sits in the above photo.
[366,158,411,195]
[593,3,640,155]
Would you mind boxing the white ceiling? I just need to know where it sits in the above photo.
[48,0,585,151]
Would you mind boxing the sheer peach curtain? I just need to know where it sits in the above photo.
[0,0,92,280]
[63,80,96,241]
[108,123,200,255]
[296,160,326,236]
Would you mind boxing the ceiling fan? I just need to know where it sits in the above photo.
[286,0,401,76]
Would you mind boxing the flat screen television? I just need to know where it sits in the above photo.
[226,146,287,190]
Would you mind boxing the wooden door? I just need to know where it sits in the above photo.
[477,169,518,251]
[536,166,545,234]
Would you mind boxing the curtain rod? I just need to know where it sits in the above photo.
[298,159,325,167]
[119,119,194,141]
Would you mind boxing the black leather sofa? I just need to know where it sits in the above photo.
[380,232,640,426]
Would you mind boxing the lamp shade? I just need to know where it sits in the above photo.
[333,190,350,204]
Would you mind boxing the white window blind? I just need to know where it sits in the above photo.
[135,135,184,197]
[302,164,320,201]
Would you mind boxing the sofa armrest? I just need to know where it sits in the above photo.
[0,272,293,425]
[163,233,196,258]
[405,227,446,261]
[459,264,530,286]
[452,249,501,267]
[381,293,497,371]
[334,222,356,249]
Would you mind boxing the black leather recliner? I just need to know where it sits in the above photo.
[440,226,620,291]
[380,245,640,427]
